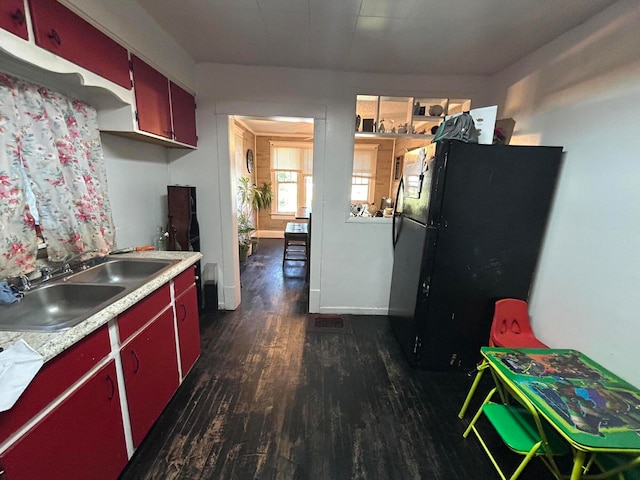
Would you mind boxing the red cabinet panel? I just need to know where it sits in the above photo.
[122,309,179,447]
[170,81,197,146]
[118,284,171,343]
[176,285,201,377]
[173,266,196,298]
[131,54,172,139]
[0,0,28,39]
[0,325,110,443]
[0,361,128,480]
[28,0,130,89]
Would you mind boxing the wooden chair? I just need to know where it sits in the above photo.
[282,222,308,271]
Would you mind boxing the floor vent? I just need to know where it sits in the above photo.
[306,315,353,333]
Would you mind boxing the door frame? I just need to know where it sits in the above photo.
[214,101,326,312]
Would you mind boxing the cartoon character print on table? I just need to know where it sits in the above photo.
[498,351,604,382]
[527,380,640,437]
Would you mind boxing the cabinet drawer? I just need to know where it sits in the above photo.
[118,284,171,343]
[173,267,196,298]
[28,0,131,89]
[0,0,28,40]
[0,361,128,480]
[0,325,110,443]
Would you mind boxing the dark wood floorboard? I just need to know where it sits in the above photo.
[119,239,564,480]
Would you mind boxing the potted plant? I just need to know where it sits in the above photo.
[254,181,273,211]
[237,213,254,262]
[237,177,273,256]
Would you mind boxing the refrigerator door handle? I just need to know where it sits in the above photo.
[392,176,403,248]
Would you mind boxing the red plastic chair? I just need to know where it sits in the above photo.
[460,299,548,419]
[489,299,548,348]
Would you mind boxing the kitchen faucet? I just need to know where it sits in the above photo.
[2,250,101,293]
[57,249,99,273]
[40,249,100,281]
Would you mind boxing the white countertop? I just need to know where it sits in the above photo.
[0,251,202,363]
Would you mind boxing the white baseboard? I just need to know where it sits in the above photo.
[317,306,389,316]
[309,288,320,313]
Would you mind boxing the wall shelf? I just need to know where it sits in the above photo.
[355,94,471,137]
[355,132,435,140]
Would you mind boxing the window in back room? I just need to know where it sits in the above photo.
[270,141,313,215]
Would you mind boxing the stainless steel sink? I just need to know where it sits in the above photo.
[65,258,177,286]
[0,283,126,332]
[0,258,180,332]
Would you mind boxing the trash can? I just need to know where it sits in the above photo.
[203,263,218,313]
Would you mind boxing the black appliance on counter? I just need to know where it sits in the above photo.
[388,140,563,371]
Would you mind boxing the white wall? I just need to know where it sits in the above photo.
[488,0,640,385]
[102,133,170,248]
[170,65,489,312]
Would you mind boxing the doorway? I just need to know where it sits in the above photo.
[229,115,315,307]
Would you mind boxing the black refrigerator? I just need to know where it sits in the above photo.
[388,140,563,371]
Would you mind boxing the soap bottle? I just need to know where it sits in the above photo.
[154,226,167,251]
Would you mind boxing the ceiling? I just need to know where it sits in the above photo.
[135,0,617,76]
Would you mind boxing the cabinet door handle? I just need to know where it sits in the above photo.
[131,349,140,373]
[47,29,61,45]
[106,374,116,400]
[179,303,187,321]
[11,9,25,25]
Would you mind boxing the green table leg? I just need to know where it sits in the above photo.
[458,360,488,419]
[571,450,587,480]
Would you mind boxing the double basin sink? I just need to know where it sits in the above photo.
[0,258,179,332]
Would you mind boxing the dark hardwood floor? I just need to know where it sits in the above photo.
[119,239,561,480]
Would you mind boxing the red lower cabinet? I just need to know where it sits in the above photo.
[0,361,127,480]
[176,284,201,377]
[121,308,179,447]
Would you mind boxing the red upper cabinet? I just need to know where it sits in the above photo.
[131,55,197,146]
[170,81,197,147]
[0,0,28,39]
[28,0,131,89]
[131,54,173,140]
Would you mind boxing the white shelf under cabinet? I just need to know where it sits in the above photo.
[0,29,195,149]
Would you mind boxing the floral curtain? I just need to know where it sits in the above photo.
[0,73,115,278]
